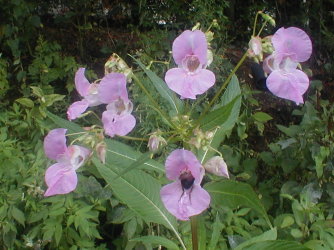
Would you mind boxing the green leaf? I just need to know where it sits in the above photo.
[132,56,183,114]
[200,95,241,131]
[199,75,241,163]
[44,94,65,107]
[130,236,179,250]
[205,180,272,227]
[54,223,62,246]
[105,139,164,173]
[208,213,224,250]
[112,151,154,180]
[235,228,277,250]
[93,158,185,249]
[15,97,34,108]
[242,240,310,250]
[11,206,25,226]
[46,111,83,133]
[253,112,273,122]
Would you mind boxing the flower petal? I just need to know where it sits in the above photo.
[44,128,68,160]
[165,149,202,183]
[272,27,312,62]
[165,68,215,99]
[98,73,128,104]
[172,30,207,66]
[44,163,77,196]
[75,68,90,97]
[67,99,89,120]
[160,181,210,221]
[67,145,91,170]
[102,111,136,137]
[266,69,309,105]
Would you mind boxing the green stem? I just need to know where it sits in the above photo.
[252,11,261,37]
[257,20,268,36]
[117,135,148,141]
[195,51,248,126]
[132,74,175,128]
[191,216,198,250]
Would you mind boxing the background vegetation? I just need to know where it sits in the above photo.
[0,0,333,249]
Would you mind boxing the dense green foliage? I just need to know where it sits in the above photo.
[0,0,333,249]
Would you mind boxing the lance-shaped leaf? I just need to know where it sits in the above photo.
[200,95,241,131]
[235,228,277,250]
[132,56,183,115]
[199,75,241,163]
[130,236,179,250]
[93,158,186,249]
[105,140,164,173]
[47,111,83,133]
[242,240,311,250]
[205,180,272,228]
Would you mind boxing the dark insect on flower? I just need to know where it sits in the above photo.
[180,170,195,190]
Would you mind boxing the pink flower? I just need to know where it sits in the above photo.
[100,73,136,137]
[67,68,103,120]
[271,27,312,63]
[43,128,90,196]
[165,30,216,99]
[160,149,211,220]
[263,27,312,104]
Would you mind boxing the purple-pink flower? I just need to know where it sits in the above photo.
[100,73,136,137]
[160,149,211,220]
[264,27,312,104]
[67,68,103,120]
[43,128,90,197]
[165,30,215,99]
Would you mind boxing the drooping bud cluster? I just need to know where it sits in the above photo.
[104,53,133,82]
[188,128,214,151]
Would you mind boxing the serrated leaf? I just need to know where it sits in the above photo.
[132,56,183,114]
[130,236,179,250]
[30,86,44,98]
[93,158,185,249]
[44,94,65,106]
[235,228,277,250]
[11,206,25,226]
[253,112,273,122]
[200,95,241,131]
[105,139,164,173]
[208,213,224,250]
[16,97,34,108]
[243,240,310,250]
[205,180,272,227]
[54,223,62,246]
[46,111,83,133]
[199,75,241,163]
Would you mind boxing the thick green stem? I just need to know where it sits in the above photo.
[195,51,248,126]
[191,216,198,250]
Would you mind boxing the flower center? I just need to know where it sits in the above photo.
[183,55,201,73]
[179,170,195,190]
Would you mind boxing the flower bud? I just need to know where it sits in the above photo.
[96,141,107,164]
[148,133,167,152]
[249,36,262,56]
[205,31,214,43]
[204,156,229,178]
[192,22,201,31]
